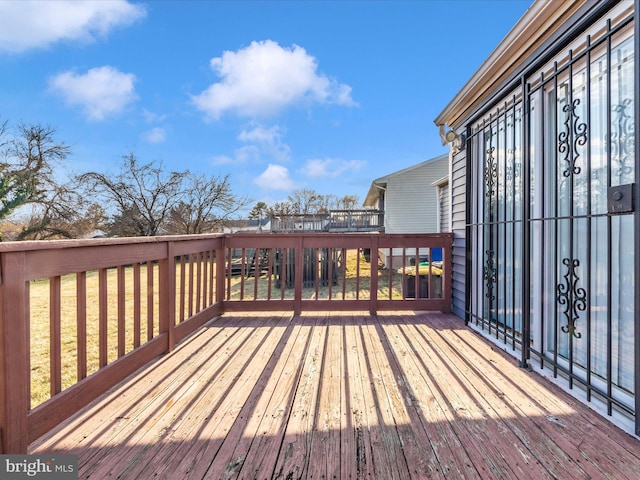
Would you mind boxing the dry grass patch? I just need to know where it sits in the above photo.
[29,264,164,408]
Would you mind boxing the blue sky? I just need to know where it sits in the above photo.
[0,0,531,212]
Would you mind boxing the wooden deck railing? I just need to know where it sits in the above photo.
[0,232,451,453]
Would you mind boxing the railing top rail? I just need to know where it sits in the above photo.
[271,213,329,218]
[271,209,382,216]
[226,232,449,239]
[0,233,225,253]
[0,231,451,253]
[329,209,383,213]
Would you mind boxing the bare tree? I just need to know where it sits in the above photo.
[69,203,109,238]
[1,122,76,240]
[267,201,297,218]
[165,173,251,234]
[336,194,360,210]
[16,187,79,240]
[316,193,337,213]
[265,191,361,219]
[78,153,187,236]
[287,188,322,214]
[0,120,29,226]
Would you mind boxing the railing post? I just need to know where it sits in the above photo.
[294,236,303,316]
[159,241,175,352]
[0,252,29,453]
[216,241,226,310]
[443,233,453,313]
[369,235,379,315]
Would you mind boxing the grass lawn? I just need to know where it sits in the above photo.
[29,264,162,408]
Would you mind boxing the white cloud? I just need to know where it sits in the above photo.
[142,127,166,144]
[253,164,295,191]
[142,109,167,123]
[238,124,290,162]
[211,145,260,166]
[0,0,146,54]
[49,66,138,120]
[302,158,366,178]
[234,145,261,163]
[192,40,356,119]
[238,124,282,143]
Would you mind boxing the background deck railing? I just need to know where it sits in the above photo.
[270,209,384,232]
[0,232,451,453]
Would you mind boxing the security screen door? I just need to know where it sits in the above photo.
[468,7,635,419]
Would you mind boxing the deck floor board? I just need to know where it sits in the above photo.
[30,312,640,479]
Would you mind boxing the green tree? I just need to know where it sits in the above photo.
[248,201,268,220]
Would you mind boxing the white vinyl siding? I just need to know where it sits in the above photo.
[384,155,449,234]
[450,147,467,319]
[438,182,450,233]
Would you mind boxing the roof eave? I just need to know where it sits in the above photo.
[434,0,587,130]
[363,179,387,207]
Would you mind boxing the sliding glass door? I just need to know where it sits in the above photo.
[468,3,635,421]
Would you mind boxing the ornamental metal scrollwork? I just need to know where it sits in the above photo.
[558,98,588,178]
[484,146,497,198]
[556,258,587,338]
[483,249,496,301]
[505,162,521,182]
[610,98,634,177]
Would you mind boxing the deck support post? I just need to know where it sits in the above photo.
[442,234,453,313]
[369,235,379,315]
[161,242,176,352]
[0,252,29,453]
[294,236,303,316]
[216,243,226,312]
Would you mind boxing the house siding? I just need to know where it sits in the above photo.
[384,156,449,234]
[438,182,450,233]
[450,147,467,319]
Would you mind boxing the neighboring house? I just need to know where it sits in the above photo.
[364,154,449,266]
[435,0,638,436]
[88,230,108,239]
[431,175,450,234]
[222,218,270,234]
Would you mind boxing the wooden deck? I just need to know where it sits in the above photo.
[30,312,640,479]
